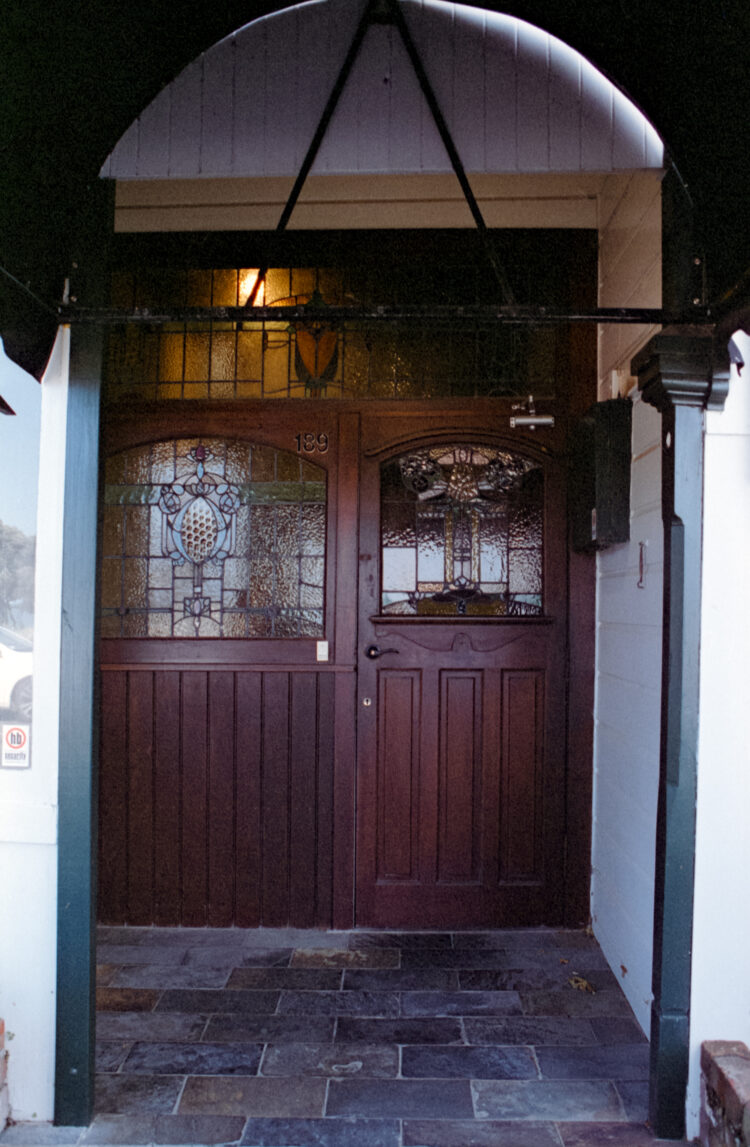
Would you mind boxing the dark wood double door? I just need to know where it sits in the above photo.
[98,400,574,929]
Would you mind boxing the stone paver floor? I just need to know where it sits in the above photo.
[0,927,696,1146]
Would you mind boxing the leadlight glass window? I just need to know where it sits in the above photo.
[101,439,326,638]
[380,445,543,617]
[103,266,560,402]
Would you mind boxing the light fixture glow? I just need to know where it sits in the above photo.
[239,269,265,306]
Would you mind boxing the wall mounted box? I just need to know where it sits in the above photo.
[568,397,632,553]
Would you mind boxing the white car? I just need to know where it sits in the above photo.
[0,625,33,720]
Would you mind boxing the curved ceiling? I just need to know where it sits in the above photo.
[102,0,663,181]
[1,0,748,375]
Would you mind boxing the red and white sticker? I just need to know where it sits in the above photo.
[2,724,30,768]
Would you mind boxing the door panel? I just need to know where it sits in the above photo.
[500,668,545,883]
[438,670,482,883]
[98,404,349,927]
[376,669,421,883]
[355,414,568,927]
[99,664,338,926]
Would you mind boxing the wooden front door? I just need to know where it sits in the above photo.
[354,405,568,927]
[98,399,573,929]
[98,404,360,929]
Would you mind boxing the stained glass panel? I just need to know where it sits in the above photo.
[380,446,543,617]
[101,440,326,638]
[102,267,564,402]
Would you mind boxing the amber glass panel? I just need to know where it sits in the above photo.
[381,446,543,617]
[102,266,561,401]
[101,439,326,638]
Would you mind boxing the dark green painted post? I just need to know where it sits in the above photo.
[54,323,103,1126]
[632,331,730,1140]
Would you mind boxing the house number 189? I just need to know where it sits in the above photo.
[295,433,329,454]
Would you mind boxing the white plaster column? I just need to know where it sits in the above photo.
[0,328,70,1122]
[686,331,750,1138]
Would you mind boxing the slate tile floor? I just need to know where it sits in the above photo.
[1,927,695,1146]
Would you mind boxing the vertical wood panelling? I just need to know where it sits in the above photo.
[417,2,456,172]
[438,672,482,883]
[201,39,236,177]
[207,671,236,926]
[168,58,202,178]
[102,0,663,181]
[126,672,155,922]
[135,89,172,179]
[232,22,267,177]
[317,29,369,174]
[549,37,581,172]
[315,671,336,926]
[385,23,426,173]
[358,25,393,173]
[580,57,614,171]
[451,9,485,173]
[180,672,208,925]
[612,87,645,170]
[500,669,544,883]
[333,671,357,927]
[298,0,343,175]
[235,672,263,926]
[106,116,138,180]
[99,671,128,922]
[260,672,290,926]
[263,9,299,176]
[289,673,319,926]
[153,672,181,925]
[377,671,420,881]
[483,17,518,173]
[516,21,550,171]
[99,666,342,927]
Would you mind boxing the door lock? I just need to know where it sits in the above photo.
[364,644,399,659]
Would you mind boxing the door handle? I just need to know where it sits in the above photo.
[364,644,399,660]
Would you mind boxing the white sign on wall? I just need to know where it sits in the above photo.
[2,724,31,768]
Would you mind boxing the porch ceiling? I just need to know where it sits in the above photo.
[1,0,748,378]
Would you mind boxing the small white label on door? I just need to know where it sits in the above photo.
[316,640,329,662]
[2,724,31,769]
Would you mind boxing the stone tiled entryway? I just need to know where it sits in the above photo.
[2,927,694,1146]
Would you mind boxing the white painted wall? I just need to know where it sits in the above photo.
[590,390,662,1033]
[685,333,750,1137]
[0,328,70,1122]
[591,160,663,1032]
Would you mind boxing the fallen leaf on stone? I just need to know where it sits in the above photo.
[559,957,569,964]
[569,974,596,994]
